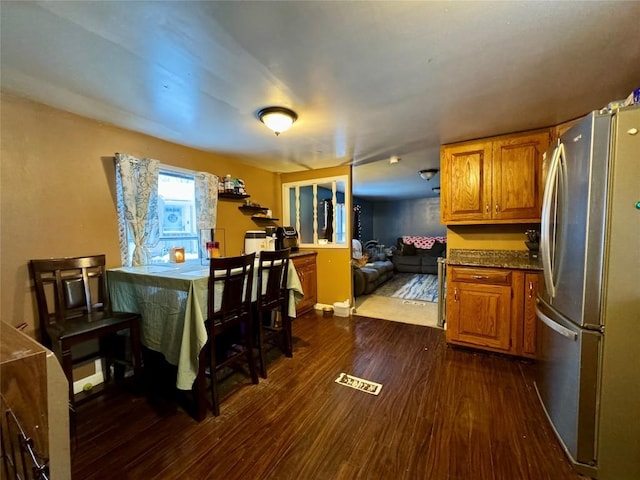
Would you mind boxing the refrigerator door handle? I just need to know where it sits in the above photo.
[540,143,562,299]
[536,306,578,341]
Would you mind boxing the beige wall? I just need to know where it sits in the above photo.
[280,165,353,305]
[0,93,280,338]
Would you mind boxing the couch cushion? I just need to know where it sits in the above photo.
[359,267,380,283]
[371,260,394,274]
[399,243,417,256]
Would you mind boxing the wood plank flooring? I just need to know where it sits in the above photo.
[72,312,588,480]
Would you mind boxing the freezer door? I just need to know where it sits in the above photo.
[534,300,600,475]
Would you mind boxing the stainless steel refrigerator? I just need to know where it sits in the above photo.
[535,105,640,479]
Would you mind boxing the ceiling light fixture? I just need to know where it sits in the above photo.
[390,156,400,164]
[257,106,298,136]
[418,168,439,181]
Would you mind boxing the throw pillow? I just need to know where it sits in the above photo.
[428,241,446,257]
[403,243,417,256]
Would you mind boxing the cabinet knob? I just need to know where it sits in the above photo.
[528,281,533,298]
[495,203,500,213]
[472,275,489,280]
[486,204,490,213]
[454,288,458,302]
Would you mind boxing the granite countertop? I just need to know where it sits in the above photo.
[290,249,317,258]
[447,249,542,271]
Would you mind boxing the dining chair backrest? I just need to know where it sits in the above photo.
[200,252,258,418]
[207,253,256,328]
[30,254,109,346]
[257,249,290,311]
[29,254,143,426]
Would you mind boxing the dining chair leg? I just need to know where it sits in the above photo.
[245,321,259,385]
[283,315,293,357]
[256,311,267,379]
[130,321,143,390]
[208,340,221,417]
[61,343,75,411]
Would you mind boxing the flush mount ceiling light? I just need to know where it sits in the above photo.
[418,168,439,180]
[257,106,298,136]
[390,156,400,164]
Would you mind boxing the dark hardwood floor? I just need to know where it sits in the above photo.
[72,312,587,480]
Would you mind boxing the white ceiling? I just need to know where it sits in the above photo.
[2,1,639,200]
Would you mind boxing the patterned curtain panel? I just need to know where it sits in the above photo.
[194,172,219,230]
[114,153,160,266]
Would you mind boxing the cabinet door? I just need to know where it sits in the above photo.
[441,141,492,223]
[291,254,317,316]
[297,263,317,315]
[491,132,548,221]
[522,272,539,358]
[447,280,512,352]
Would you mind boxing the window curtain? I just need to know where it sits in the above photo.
[114,153,160,266]
[194,171,219,229]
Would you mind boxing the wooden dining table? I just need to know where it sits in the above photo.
[106,260,304,391]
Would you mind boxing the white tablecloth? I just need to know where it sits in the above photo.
[107,260,303,390]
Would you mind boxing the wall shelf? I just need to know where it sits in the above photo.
[238,205,268,213]
[251,216,279,222]
[219,192,249,200]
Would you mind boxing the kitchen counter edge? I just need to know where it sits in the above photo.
[447,249,542,271]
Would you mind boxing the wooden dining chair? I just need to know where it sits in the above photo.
[195,253,258,418]
[256,248,291,378]
[29,255,143,417]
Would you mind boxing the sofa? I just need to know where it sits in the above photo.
[352,240,394,297]
[391,236,446,275]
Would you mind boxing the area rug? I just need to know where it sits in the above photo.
[354,295,440,328]
[374,273,439,303]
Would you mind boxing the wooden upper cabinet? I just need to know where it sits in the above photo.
[441,130,549,225]
[440,141,492,222]
[492,132,547,221]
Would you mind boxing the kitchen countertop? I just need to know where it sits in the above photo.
[289,250,317,259]
[447,249,542,271]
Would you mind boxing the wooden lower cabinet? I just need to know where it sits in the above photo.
[291,251,317,316]
[521,272,539,358]
[446,265,540,358]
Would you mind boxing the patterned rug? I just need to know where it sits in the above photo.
[374,273,439,303]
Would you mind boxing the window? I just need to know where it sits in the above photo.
[115,153,220,266]
[282,176,349,247]
[149,169,199,263]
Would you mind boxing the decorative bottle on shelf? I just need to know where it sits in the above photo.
[218,177,225,194]
[224,174,234,193]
